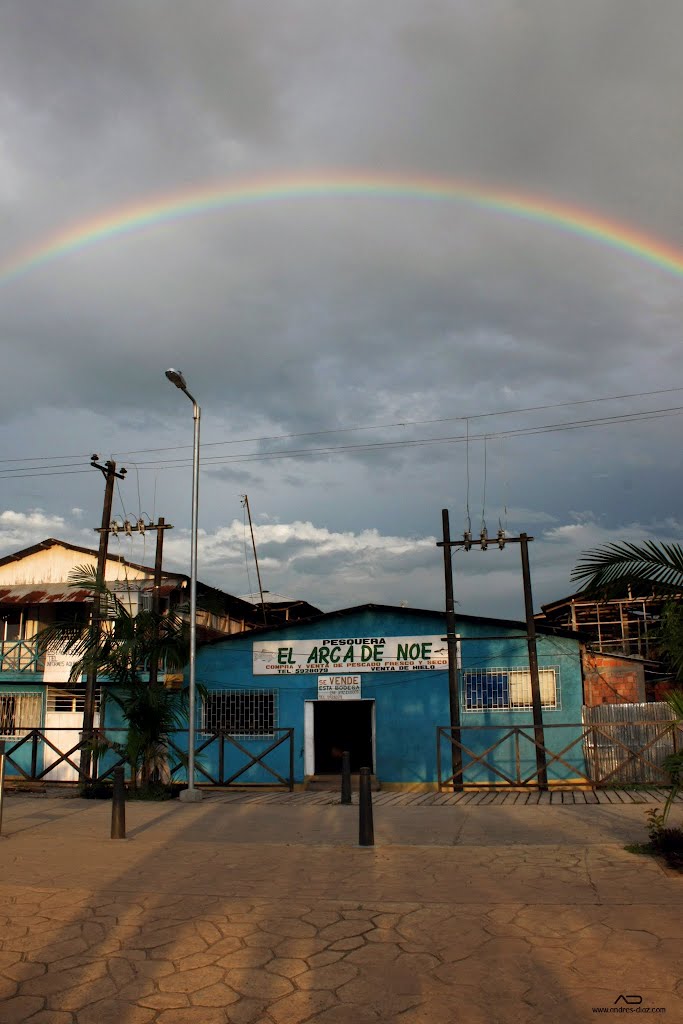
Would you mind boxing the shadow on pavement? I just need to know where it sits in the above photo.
[0,791,680,1022]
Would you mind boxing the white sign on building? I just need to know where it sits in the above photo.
[317,675,361,700]
[253,635,448,675]
[43,651,82,683]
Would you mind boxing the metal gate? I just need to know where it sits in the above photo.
[582,703,677,785]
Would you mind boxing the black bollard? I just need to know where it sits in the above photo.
[358,767,374,846]
[341,750,352,805]
[111,765,126,839]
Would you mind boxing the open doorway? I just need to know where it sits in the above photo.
[312,700,374,774]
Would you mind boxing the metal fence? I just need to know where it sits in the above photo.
[582,702,677,785]
[437,712,679,790]
[1,726,295,789]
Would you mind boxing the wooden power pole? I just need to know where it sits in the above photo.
[437,517,548,790]
[439,509,463,790]
[80,456,126,782]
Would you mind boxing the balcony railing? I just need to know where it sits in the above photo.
[0,639,172,680]
[0,640,43,673]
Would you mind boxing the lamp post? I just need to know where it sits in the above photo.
[165,368,202,802]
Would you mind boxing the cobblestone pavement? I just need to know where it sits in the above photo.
[0,792,681,1023]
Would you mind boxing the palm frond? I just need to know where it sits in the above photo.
[67,564,129,619]
[67,563,103,592]
[664,688,683,723]
[571,540,683,596]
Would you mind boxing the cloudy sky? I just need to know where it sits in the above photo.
[1,1,683,618]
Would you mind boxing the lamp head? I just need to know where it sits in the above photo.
[165,368,187,391]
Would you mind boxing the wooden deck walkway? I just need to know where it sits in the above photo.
[212,787,682,806]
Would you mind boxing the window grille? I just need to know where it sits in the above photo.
[46,687,100,714]
[0,692,43,738]
[202,690,277,738]
[463,667,559,712]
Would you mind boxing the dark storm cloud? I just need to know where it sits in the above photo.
[1,1,683,611]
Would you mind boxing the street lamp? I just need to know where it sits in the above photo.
[165,368,202,802]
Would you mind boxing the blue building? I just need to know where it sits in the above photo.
[196,603,585,789]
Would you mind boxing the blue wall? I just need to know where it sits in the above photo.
[452,620,584,784]
[195,608,585,786]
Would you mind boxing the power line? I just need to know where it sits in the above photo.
[1,403,681,480]
[0,461,91,475]
[119,404,683,472]
[110,384,683,456]
[1,383,682,466]
[0,467,95,480]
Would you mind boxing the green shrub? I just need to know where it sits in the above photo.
[126,782,178,801]
[79,782,113,800]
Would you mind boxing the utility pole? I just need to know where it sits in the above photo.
[81,456,126,782]
[95,517,174,689]
[241,495,268,625]
[519,533,548,789]
[438,509,463,790]
[437,520,548,790]
[148,517,172,687]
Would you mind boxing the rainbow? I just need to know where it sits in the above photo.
[2,170,683,284]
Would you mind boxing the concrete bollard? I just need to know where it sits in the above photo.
[358,767,374,846]
[341,750,352,805]
[111,765,126,839]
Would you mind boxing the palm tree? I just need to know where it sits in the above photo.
[39,565,191,789]
[660,689,683,824]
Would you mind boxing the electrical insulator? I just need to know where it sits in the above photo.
[480,527,488,551]
[463,530,472,551]
[497,529,506,549]
[137,518,146,534]
[110,520,119,534]
[124,520,133,536]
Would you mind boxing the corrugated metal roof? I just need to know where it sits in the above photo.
[0,581,181,606]
[0,583,93,605]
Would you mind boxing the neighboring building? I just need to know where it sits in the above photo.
[581,650,646,706]
[536,588,665,658]
[239,593,323,626]
[0,537,265,780]
[194,603,585,788]
[536,588,676,700]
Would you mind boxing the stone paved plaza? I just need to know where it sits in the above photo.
[0,789,681,1023]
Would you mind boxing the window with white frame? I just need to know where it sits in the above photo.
[462,667,559,712]
[0,692,43,738]
[202,690,277,738]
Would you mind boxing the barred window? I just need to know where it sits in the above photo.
[46,687,100,714]
[464,671,509,711]
[0,692,43,738]
[463,668,559,712]
[202,690,277,738]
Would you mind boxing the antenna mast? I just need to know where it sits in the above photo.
[241,495,268,625]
